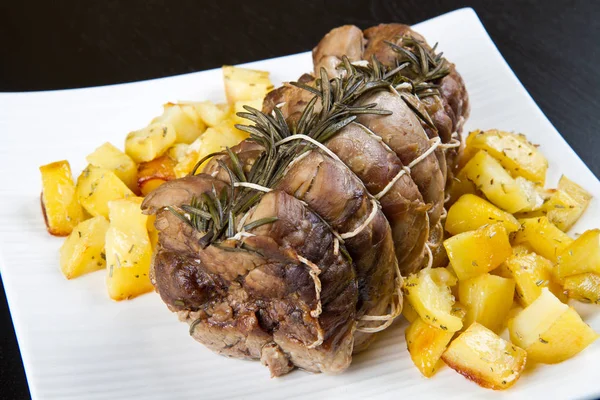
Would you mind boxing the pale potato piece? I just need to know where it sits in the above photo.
[152,103,206,144]
[167,143,190,162]
[59,216,109,279]
[125,122,176,163]
[510,288,598,363]
[404,268,463,332]
[76,165,134,218]
[444,223,512,281]
[559,175,592,205]
[232,98,264,124]
[105,197,154,300]
[462,150,536,213]
[518,184,590,232]
[223,66,273,105]
[504,251,566,306]
[40,160,85,236]
[406,317,454,377]
[86,142,138,193]
[513,217,574,262]
[402,297,419,323]
[445,194,520,235]
[442,322,527,390]
[429,267,458,287]
[191,101,231,127]
[447,168,478,205]
[467,129,548,184]
[563,273,600,303]
[174,120,249,177]
[459,273,515,333]
[556,229,600,279]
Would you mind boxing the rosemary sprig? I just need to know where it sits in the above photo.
[385,36,450,97]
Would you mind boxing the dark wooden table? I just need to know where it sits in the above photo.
[1,1,598,398]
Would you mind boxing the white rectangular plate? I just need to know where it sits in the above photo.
[1,8,599,400]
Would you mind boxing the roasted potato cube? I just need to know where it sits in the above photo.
[447,169,478,205]
[152,103,206,144]
[404,268,462,332]
[86,142,138,193]
[232,98,264,124]
[459,273,515,333]
[444,223,512,281]
[402,297,419,323]
[563,273,600,303]
[406,317,454,377]
[39,160,85,236]
[59,216,109,279]
[466,129,548,184]
[147,214,159,251]
[125,122,176,163]
[509,288,598,363]
[167,143,190,162]
[223,66,273,105]
[430,267,458,287]
[463,151,539,213]
[137,155,177,196]
[442,322,527,390]
[513,217,573,262]
[560,175,592,204]
[556,229,600,279]
[191,101,230,127]
[105,197,154,300]
[518,185,590,232]
[504,251,565,306]
[457,130,480,170]
[76,166,134,218]
[175,120,249,177]
[445,194,520,235]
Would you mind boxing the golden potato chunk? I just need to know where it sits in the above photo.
[504,250,565,306]
[125,122,176,163]
[86,142,138,193]
[59,216,109,279]
[137,155,177,196]
[442,322,527,390]
[232,98,264,124]
[402,297,419,323]
[560,175,593,204]
[76,166,134,218]
[406,317,454,377]
[404,268,462,332]
[513,217,573,262]
[563,273,600,303]
[191,101,230,127]
[174,120,249,177]
[445,194,520,235]
[518,177,592,232]
[444,223,512,281]
[223,66,273,104]
[105,197,154,300]
[459,273,515,333]
[462,151,540,213]
[39,160,85,236]
[467,129,548,184]
[556,229,600,279]
[447,169,478,205]
[152,103,206,144]
[510,288,598,363]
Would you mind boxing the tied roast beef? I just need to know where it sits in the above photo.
[141,23,469,377]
